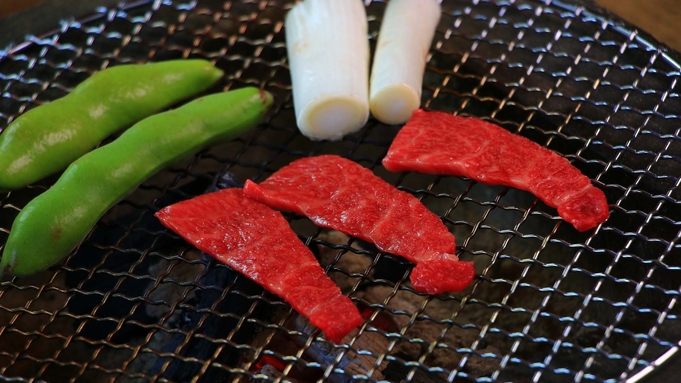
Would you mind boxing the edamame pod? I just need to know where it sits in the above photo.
[1,87,273,277]
[0,59,224,191]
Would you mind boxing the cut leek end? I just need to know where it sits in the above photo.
[298,95,369,141]
[370,83,420,125]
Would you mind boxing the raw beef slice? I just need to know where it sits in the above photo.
[243,155,475,294]
[383,109,609,231]
[155,188,363,343]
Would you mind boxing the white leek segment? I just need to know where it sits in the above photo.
[285,0,370,140]
[369,0,441,125]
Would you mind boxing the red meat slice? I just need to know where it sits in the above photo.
[382,110,610,232]
[243,155,475,295]
[155,188,362,343]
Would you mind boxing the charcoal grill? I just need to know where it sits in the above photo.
[2,0,681,382]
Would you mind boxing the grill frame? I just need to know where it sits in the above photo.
[1,0,681,382]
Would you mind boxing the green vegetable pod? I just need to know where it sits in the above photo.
[0,59,224,191]
[1,87,273,277]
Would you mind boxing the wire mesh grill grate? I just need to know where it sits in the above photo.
[2,0,681,382]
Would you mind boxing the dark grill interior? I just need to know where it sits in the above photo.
[2,0,681,382]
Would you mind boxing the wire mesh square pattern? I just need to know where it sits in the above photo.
[2,0,681,382]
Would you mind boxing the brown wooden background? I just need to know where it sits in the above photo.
[594,0,681,51]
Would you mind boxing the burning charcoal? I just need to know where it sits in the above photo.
[383,358,451,383]
[359,285,434,358]
[118,250,207,381]
[430,339,500,377]
[256,364,301,382]
[288,316,391,383]
[358,285,501,378]
[121,331,176,383]
[242,322,330,382]
[148,264,267,382]
[145,249,204,319]
[207,171,243,192]
[0,273,71,379]
[316,231,373,292]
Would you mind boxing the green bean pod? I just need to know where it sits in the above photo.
[1,87,273,277]
[0,59,224,191]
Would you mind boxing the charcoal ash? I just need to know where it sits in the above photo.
[243,323,326,383]
[116,249,205,381]
[382,360,452,383]
[151,263,270,383]
[314,230,373,292]
[283,315,392,383]
[358,284,501,379]
[0,272,75,381]
[255,364,301,382]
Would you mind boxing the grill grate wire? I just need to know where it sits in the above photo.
[2,0,681,382]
